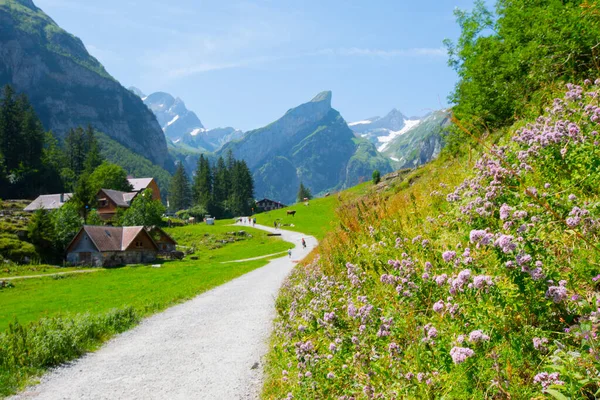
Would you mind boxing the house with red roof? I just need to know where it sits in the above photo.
[66,225,163,267]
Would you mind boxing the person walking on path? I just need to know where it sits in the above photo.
[301,238,306,249]
[287,248,292,258]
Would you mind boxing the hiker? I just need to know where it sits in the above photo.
[288,248,292,258]
[274,221,277,229]
[253,217,256,226]
[302,238,306,249]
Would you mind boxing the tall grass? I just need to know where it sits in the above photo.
[0,307,139,397]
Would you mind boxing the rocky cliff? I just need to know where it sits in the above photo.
[0,0,169,167]
[220,91,392,204]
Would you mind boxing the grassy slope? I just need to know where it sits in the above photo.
[262,83,600,399]
[0,221,288,331]
[255,182,372,240]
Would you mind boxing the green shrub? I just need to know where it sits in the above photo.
[0,234,37,262]
[0,307,139,396]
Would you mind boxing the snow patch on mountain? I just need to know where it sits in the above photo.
[377,119,422,152]
[166,115,180,127]
[349,120,373,126]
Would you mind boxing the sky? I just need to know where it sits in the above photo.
[34,0,480,131]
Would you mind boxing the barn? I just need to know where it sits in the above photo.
[66,225,160,267]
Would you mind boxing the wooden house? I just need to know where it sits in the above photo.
[256,198,287,212]
[146,226,177,253]
[96,189,139,220]
[66,225,160,267]
[128,178,161,201]
[24,193,72,211]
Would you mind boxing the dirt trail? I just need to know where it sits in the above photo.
[11,225,316,400]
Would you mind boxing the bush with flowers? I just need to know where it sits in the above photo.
[262,82,600,399]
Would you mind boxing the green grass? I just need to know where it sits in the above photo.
[0,220,288,331]
[0,265,88,278]
[0,219,290,396]
[255,182,373,240]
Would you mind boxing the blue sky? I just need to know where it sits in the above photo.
[35,0,480,131]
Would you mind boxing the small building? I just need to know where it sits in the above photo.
[256,198,287,212]
[128,178,161,201]
[96,189,139,220]
[24,193,72,211]
[146,226,177,253]
[66,225,160,267]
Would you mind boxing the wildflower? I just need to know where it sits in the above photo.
[533,337,548,351]
[546,280,568,303]
[533,372,564,392]
[468,330,490,343]
[568,194,577,202]
[499,204,512,220]
[327,372,335,379]
[324,311,336,323]
[305,371,312,378]
[449,346,475,364]
[329,343,337,352]
[495,235,517,253]
[405,372,414,380]
[435,274,448,286]
[442,251,456,262]
[433,300,445,313]
[417,372,425,382]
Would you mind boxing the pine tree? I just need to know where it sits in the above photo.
[71,174,97,220]
[27,208,56,253]
[297,182,312,203]
[168,162,191,212]
[212,156,229,214]
[65,127,87,179]
[192,154,213,210]
[0,85,20,173]
[83,125,104,173]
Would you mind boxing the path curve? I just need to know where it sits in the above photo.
[11,224,317,400]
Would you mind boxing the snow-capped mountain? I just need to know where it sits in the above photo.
[129,88,206,141]
[129,87,245,153]
[348,109,423,151]
[349,108,452,169]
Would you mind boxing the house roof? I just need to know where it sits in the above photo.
[128,178,154,192]
[99,189,138,208]
[68,226,159,252]
[256,198,286,206]
[24,193,72,211]
[146,226,177,245]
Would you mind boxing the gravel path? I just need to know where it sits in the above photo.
[1,269,99,281]
[11,225,317,400]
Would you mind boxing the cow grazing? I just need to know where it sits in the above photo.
[287,210,296,217]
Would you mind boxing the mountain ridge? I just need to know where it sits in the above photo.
[0,0,170,168]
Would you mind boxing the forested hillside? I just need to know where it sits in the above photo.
[263,1,600,398]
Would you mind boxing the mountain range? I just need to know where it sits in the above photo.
[129,87,244,153]
[0,0,170,168]
[220,91,392,204]
[349,109,451,169]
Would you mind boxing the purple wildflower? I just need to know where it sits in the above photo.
[450,347,475,364]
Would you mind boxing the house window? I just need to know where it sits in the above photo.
[135,241,143,248]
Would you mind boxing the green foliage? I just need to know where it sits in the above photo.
[51,202,83,252]
[0,233,36,262]
[96,132,172,199]
[446,0,600,132]
[70,173,97,220]
[0,307,139,397]
[119,189,165,227]
[192,154,213,213]
[168,163,191,212]
[0,85,63,198]
[263,82,600,399]
[372,170,381,184]
[297,182,312,202]
[27,208,54,252]
[88,162,133,193]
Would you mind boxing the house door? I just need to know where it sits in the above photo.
[80,252,92,266]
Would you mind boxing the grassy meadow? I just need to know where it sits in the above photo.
[0,220,288,396]
[255,181,372,240]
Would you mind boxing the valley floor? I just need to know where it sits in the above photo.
[9,225,317,400]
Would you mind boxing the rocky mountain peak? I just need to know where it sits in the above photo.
[310,90,332,106]
[14,0,37,9]
[128,87,146,99]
